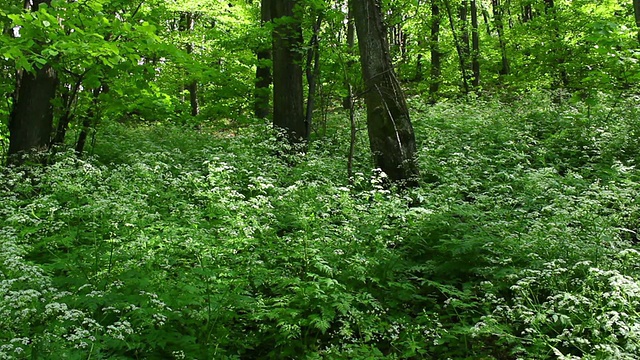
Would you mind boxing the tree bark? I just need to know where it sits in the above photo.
[7,0,57,165]
[271,0,306,142]
[429,0,442,103]
[350,0,419,186]
[255,0,272,119]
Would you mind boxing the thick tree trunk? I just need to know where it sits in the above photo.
[7,0,57,165]
[350,0,419,186]
[429,0,442,103]
[255,0,272,119]
[471,0,480,88]
[271,0,306,142]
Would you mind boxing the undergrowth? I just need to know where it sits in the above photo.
[1,93,640,359]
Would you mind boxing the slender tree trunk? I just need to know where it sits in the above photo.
[460,0,470,63]
[271,0,306,142]
[7,0,57,165]
[444,0,470,94]
[521,4,533,24]
[471,0,480,88]
[415,52,424,82]
[255,0,272,119]
[482,6,492,35]
[544,0,568,87]
[51,85,78,147]
[305,14,323,138]
[429,0,442,103]
[492,0,510,75]
[180,12,199,117]
[76,86,104,156]
[350,0,419,186]
[634,0,640,42]
[342,6,356,109]
[522,4,533,23]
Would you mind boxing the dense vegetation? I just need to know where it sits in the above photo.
[2,0,640,359]
[2,94,640,359]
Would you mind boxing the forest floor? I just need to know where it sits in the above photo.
[2,93,640,359]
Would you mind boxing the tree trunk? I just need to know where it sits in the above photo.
[305,14,323,137]
[429,0,442,103]
[634,0,640,42]
[471,0,480,88]
[492,0,510,75]
[460,0,470,63]
[342,6,356,110]
[544,0,569,87]
[7,0,57,165]
[75,86,104,156]
[271,0,306,142]
[180,12,199,117]
[350,0,419,186]
[444,0,470,94]
[522,4,533,23]
[255,0,272,119]
[481,6,492,35]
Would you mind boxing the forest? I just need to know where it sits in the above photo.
[1,0,640,358]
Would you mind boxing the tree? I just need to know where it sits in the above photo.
[255,0,272,119]
[429,0,442,102]
[492,0,510,75]
[471,0,480,87]
[179,11,199,117]
[635,0,640,42]
[350,0,419,185]
[271,0,306,142]
[444,0,470,94]
[7,0,57,164]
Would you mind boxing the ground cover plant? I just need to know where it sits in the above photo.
[1,93,640,359]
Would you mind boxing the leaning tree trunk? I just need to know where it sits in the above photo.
[7,0,57,165]
[254,0,272,119]
[271,0,306,143]
[350,0,419,186]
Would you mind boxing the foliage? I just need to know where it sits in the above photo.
[1,93,640,358]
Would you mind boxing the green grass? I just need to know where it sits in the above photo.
[2,93,640,359]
